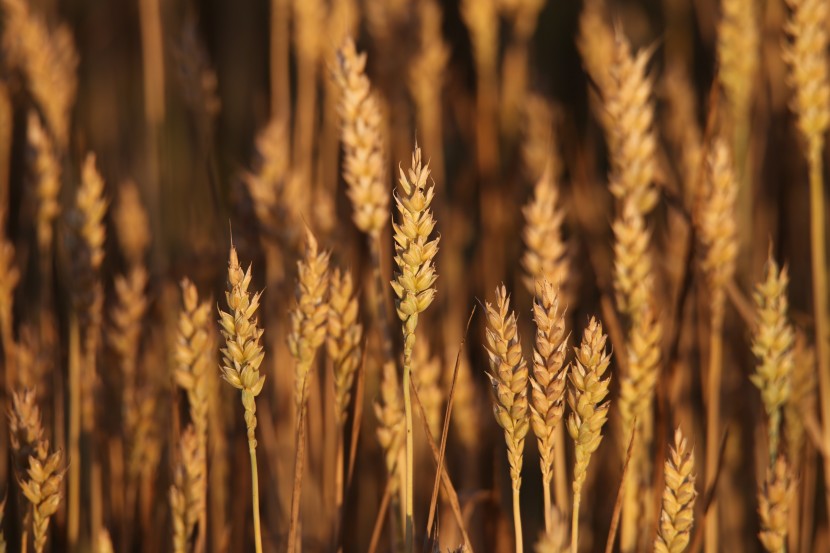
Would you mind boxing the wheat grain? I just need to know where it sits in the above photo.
[484,285,529,552]
[655,428,696,553]
[567,317,611,553]
[758,456,793,553]
[529,280,569,533]
[751,255,795,462]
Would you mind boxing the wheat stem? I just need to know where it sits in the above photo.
[705,310,723,552]
[67,312,80,548]
[248,440,262,553]
[571,494,581,553]
[403,349,415,551]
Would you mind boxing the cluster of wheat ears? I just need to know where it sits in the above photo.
[0,0,829,551]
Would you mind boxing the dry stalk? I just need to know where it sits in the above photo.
[217,245,265,553]
[567,317,612,553]
[484,286,529,553]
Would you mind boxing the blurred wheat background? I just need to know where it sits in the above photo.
[0,0,828,551]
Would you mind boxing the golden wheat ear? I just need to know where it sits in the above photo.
[655,428,696,553]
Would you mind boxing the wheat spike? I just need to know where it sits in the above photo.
[484,285,530,489]
[391,144,439,356]
[612,204,653,319]
[97,529,114,553]
[461,0,499,77]
[175,279,212,445]
[655,428,697,553]
[607,32,659,215]
[113,180,151,268]
[783,0,830,152]
[327,267,363,425]
[332,38,389,238]
[696,138,739,314]
[288,229,330,412]
[218,245,265,443]
[577,0,615,101]
[751,255,795,461]
[785,331,817,469]
[529,280,569,494]
[522,95,558,182]
[567,317,612,498]
[27,112,61,253]
[660,67,703,202]
[8,388,44,476]
[758,456,793,553]
[618,303,662,437]
[521,165,570,299]
[1,0,78,148]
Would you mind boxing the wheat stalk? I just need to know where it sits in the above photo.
[529,280,569,533]
[567,317,612,553]
[782,0,830,524]
[217,244,265,553]
[758,456,793,553]
[391,143,440,551]
[484,285,529,553]
[751,255,795,463]
[655,428,696,553]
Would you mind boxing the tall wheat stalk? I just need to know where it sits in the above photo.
[782,0,830,521]
[217,245,265,553]
[391,144,439,551]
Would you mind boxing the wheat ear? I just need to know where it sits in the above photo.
[169,425,205,553]
[758,456,793,553]
[529,280,569,533]
[751,255,795,463]
[391,143,440,550]
[217,244,265,553]
[567,317,612,553]
[27,112,60,256]
[414,340,443,439]
[782,0,830,523]
[484,285,529,553]
[655,428,696,553]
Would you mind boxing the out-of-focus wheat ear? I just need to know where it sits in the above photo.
[576,0,615,102]
[414,339,443,439]
[758,456,793,553]
[288,228,330,414]
[0,223,19,358]
[169,425,204,553]
[785,331,816,470]
[331,37,389,238]
[409,0,449,186]
[27,112,61,255]
[717,0,760,121]
[97,529,114,553]
[529,280,568,533]
[783,0,830,526]
[659,66,703,205]
[567,317,611,553]
[113,180,151,268]
[217,244,265,553]
[484,285,529,553]
[375,359,406,488]
[8,388,45,475]
[327,267,363,426]
[1,0,78,149]
[521,165,570,301]
[522,94,558,182]
[655,428,696,553]
[751,255,795,463]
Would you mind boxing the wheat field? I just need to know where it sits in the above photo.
[0,0,828,551]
